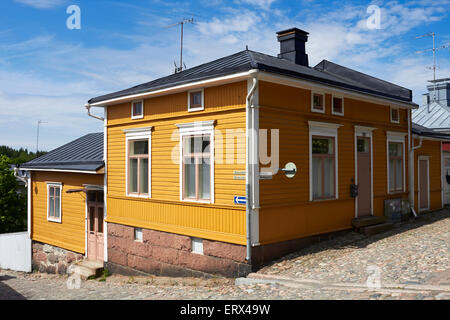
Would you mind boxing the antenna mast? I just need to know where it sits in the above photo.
[166,18,194,73]
[416,32,450,106]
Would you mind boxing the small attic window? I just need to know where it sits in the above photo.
[131,100,144,119]
[390,107,399,124]
[188,89,204,112]
[332,96,344,116]
[312,92,325,113]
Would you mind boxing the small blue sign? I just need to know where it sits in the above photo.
[234,196,247,205]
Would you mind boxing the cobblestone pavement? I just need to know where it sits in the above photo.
[0,209,449,300]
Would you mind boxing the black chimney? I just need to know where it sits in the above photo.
[276,28,309,67]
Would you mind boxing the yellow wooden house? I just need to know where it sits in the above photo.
[21,28,449,277]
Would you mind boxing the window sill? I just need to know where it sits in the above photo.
[126,193,151,199]
[311,108,325,114]
[188,107,204,112]
[47,218,62,223]
[310,197,338,202]
[331,112,344,116]
[131,115,144,120]
[181,198,213,204]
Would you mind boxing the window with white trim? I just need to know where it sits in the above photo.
[125,127,152,198]
[131,100,144,119]
[188,89,204,112]
[390,107,399,123]
[309,121,342,201]
[191,237,203,254]
[312,136,336,200]
[47,183,62,223]
[332,96,344,116]
[311,92,325,113]
[182,134,211,201]
[177,121,215,203]
[388,141,404,192]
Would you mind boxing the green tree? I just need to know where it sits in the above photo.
[0,155,27,233]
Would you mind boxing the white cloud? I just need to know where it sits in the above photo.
[236,0,277,10]
[14,0,65,9]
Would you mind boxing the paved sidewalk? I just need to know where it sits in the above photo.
[0,209,448,300]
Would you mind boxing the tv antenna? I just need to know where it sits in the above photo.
[415,32,450,104]
[166,18,194,73]
[36,120,47,154]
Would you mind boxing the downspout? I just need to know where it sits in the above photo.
[85,103,107,261]
[246,71,258,263]
[409,107,423,218]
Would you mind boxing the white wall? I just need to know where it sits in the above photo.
[0,232,31,272]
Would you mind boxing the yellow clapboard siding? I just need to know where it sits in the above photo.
[106,81,247,244]
[258,81,410,245]
[31,171,104,254]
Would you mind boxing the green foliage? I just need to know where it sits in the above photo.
[0,155,27,233]
[0,145,46,165]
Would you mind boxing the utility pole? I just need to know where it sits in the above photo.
[166,18,194,73]
[36,120,47,154]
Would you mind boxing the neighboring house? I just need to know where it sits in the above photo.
[412,78,450,205]
[21,133,104,274]
[20,28,448,277]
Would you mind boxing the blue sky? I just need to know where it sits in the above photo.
[1,0,449,151]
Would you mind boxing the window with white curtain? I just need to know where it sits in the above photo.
[182,134,211,201]
[388,141,403,192]
[47,183,62,223]
[312,136,336,199]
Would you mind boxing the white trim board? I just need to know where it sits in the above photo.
[177,122,215,205]
[124,127,152,199]
[308,121,342,201]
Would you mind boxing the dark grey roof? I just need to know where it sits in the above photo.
[88,49,417,106]
[313,60,412,101]
[412,123,450,140]
[21,132,104,172]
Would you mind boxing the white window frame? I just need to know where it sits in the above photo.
[390,106,400,124]
[47,182,62,223]
[191,237,204,255]
[134,228,143,242]
[124,127,152,198]
[386,131,407,194]
[308,121,343,201]
[331,94,344,116]
[176,120,215,204]
[311,91,325,113]
[188,88,204,112]
[131,100,144,120]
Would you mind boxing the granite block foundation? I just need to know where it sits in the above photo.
[32,241,84,274]
[106,223,351,278]
[106,222,251,278]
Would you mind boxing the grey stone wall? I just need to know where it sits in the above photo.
[32,241,84,274]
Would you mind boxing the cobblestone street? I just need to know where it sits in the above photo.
[1,209,449,300]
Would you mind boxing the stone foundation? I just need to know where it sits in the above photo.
[107,223,251,278]
[32,241,84,274]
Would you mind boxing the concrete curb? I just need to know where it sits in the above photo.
[235,273,450,294]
